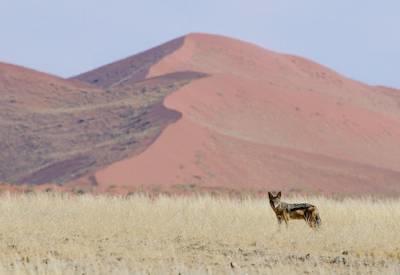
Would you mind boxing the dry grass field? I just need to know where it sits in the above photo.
[0,193,399,274]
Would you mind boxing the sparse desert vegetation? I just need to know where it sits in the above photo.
[0,193,399,274]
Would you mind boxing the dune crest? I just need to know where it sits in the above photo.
[86,33,400,195]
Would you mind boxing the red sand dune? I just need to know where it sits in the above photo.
[72,33,400,195]
[2,33,400,195]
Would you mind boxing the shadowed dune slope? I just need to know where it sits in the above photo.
[71,37,185,88]
[0,61,205,184]
[74,33,400,195]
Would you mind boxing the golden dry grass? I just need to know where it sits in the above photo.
[0,193,399,274]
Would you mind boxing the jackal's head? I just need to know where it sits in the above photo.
[268,191,281,208]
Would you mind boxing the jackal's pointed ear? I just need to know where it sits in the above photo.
[277,191,281,198]
[268,192,273,200]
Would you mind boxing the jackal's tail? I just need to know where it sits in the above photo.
[306,206,321,229]
[315,212,321,227]
[312,207,321,228]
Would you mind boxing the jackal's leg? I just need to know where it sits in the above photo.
[282,213,289,228]
[305,218,315,228]
[304,211,313,228]
[304,210,320,229]
[309,219,319,229]
[275,216,285,231]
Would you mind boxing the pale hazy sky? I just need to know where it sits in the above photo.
[0,0,399,88]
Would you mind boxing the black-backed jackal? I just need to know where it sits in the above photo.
[268,192,321,229]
